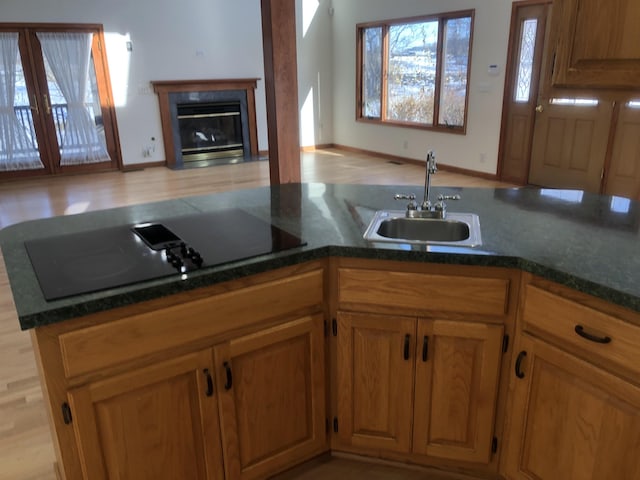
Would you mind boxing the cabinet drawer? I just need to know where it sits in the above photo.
[338,268,509,316]
[522,285,640,376]
[58,269,324,378]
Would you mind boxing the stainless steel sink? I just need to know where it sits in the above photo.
[363,210,482,247]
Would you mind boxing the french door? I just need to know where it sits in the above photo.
[0,24,121,180]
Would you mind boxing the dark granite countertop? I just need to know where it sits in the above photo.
[1,183,639,330]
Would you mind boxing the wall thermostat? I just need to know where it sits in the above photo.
[488,64,500,76]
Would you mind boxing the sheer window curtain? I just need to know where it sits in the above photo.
[37,32,110,165]
[0,32,43,171]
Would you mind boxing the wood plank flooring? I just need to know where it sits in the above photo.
[0,149,513,480]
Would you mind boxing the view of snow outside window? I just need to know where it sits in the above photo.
[13,51,103,151]
[439,17,471,126]
[361,15,471,128]
[387,21,438,124]
[363,26,382,118]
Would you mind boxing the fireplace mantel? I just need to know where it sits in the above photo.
[152,78,260,168]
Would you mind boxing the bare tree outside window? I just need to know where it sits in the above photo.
[439,17,472,127]
[357,11,474,132]
[387,21,438,124]
[363,27,382,118]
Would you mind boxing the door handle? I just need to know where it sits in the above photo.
[515,351,527,379]
[422,335,429,362]
[203,369,214,397]
[30,94,39,115]
[43,94,51,115]
[535,104,544,113]
[575,325,611,344]
[223,361,233,390]
[403,334,411,360]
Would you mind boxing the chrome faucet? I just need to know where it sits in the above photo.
[422,150,437,211]
[394,150,460,219]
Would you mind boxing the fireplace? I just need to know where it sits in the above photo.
[178,101,243,162]
[152,79,259,169]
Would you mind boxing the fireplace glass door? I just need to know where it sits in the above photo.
[177,102,244,162]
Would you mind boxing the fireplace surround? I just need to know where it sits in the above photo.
[152,79,259,169]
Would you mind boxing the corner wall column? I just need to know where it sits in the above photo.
[261,0,301,184]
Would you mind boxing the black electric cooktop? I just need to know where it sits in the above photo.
[25,209,305,301]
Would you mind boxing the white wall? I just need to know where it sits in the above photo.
[330,0,513,174]
[1,0,268,166]
[296,0,334,147]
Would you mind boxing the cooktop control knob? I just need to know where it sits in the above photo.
[163,244,203,271]
[191,254,204,267]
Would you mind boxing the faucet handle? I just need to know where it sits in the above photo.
[394,193,418,210]
[394,193,416,200]
[437,194,461,201]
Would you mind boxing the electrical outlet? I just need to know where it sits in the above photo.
[479,153,487,163]
[403,140,409,149]
[142,144,156,158]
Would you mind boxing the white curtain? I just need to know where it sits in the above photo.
[37,32,110,166]
[0,33,43,171]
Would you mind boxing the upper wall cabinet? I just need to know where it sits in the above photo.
[551,0,640,89]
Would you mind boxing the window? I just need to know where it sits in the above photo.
[549,98,599,106]
[514,19,538,103]
[356,10,474,132]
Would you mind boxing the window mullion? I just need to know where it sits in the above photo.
[381,24,389,122]
[433,18,445,127]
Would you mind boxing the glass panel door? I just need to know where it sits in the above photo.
[0,25,121,180]
[37,32,111,167]
[0,32,45,173]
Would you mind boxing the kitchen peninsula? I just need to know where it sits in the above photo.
[1,183,639,480]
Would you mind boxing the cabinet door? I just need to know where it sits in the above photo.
[214,314,326,480]
[412,320,504,464]
[68,349,223,480]
[502,335,640,479]
[336,311,415,453]
[551,0,640,88]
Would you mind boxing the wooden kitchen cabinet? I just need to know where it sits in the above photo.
[332,260,519,472]
[501,276,640,479]
[67,349,224,480]
[551,0,640,89]
[336,312,504,465]
[501,335,640,479]
[335,312,416,453]
[31,262,326,480]
[412,319,503,464]
[213,314,327,480]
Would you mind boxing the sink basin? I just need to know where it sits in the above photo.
[363,210,482,247]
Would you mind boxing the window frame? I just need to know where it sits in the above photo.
[356,10,475,134]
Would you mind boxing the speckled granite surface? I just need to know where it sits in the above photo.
[1,183,639,330]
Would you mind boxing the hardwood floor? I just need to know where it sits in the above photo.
[272,455,485,480]
[0,148,513,480]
